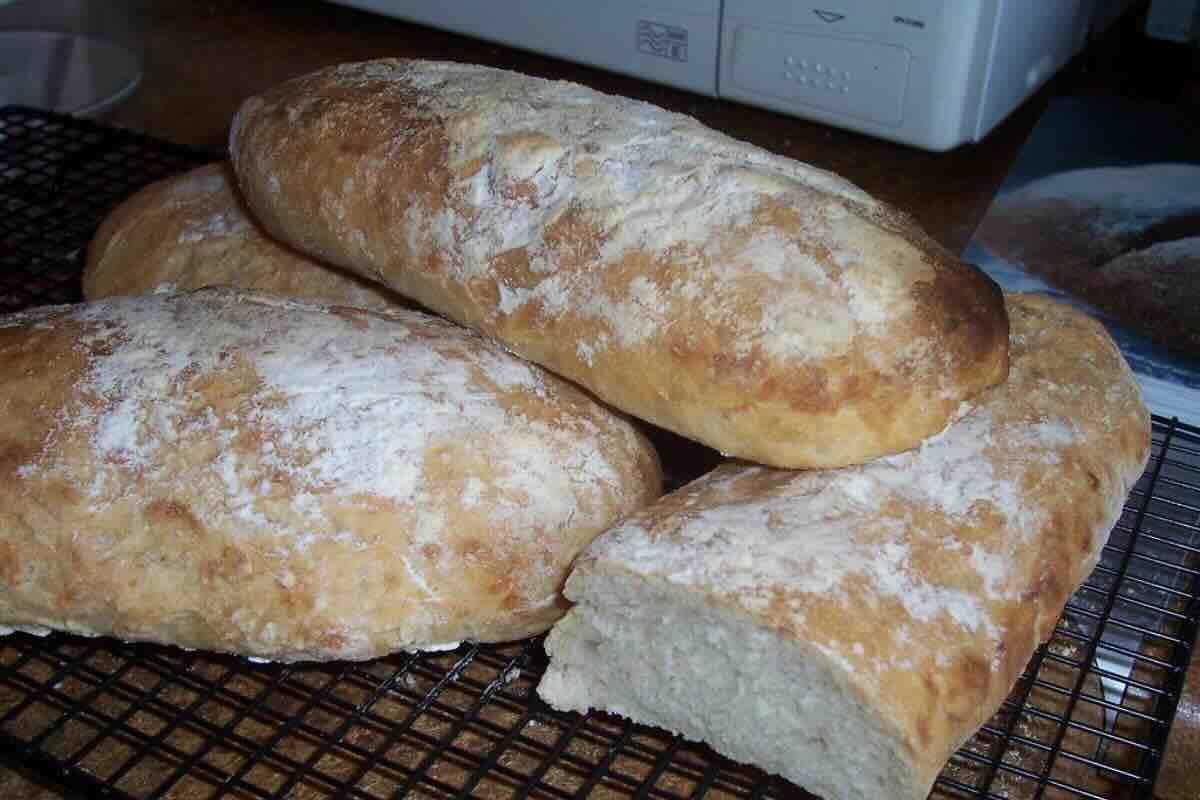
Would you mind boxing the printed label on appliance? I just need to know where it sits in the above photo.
[637,20,688,62]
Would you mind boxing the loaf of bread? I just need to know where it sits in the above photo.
[84,162,406,310]
[230,58,1009,469]
[973,163,1200,354]
[1089,237,1199,355]
[539,293,1149,800]
[0,288,661,661]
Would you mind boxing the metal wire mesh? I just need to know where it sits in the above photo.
[1,105,1198,800]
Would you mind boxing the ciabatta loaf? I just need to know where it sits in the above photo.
[973,164,1200,355]
[539,293,1149,800]
[230,58,1009,469]
[0,288,661,661]
[84,163,406,310]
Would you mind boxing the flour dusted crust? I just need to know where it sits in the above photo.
[0,288,661,661]
[1090,237,1200,354]
[539,294,1149,800]
[84,162,407,310]
[230,58,1009,469]
[974,164,1200,354]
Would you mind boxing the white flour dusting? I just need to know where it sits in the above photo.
[588,336,1087,647]
[20,290,638,570]
[177,208,250,242]
[1005,163,1200,239]
[268,60,934,373]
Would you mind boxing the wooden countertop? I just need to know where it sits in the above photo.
[2,1,1197,798]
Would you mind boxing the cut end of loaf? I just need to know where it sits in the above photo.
[539,569,928,800]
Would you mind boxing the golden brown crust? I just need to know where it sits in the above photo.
[1085,238,1200,355]
[556,293,1149,798]
[0,288,662,661]
[230,58,1009,469]
[83,163,410,310]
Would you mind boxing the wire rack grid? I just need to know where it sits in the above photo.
[1,105,1198,800]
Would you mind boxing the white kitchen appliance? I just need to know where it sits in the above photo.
[328,0,1120,151]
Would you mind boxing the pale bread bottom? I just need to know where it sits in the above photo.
[540,568,919,800]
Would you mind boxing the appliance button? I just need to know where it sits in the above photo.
[728,25,910,125]
[725,1,885,35]
[796,3,886,35]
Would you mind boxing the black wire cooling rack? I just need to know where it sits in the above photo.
[1,105,1198,800]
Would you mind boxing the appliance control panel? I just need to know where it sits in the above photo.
[727,24,913,126]
[326,0,1096,151]
[721,0,948,135]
